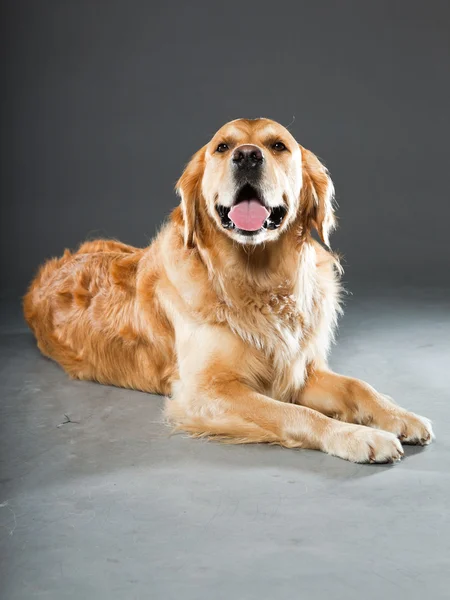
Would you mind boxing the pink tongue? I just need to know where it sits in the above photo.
[228,199,270,231]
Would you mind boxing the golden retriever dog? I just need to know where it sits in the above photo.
[24,118,434,463]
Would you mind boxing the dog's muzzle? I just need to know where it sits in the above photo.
[216,184,287,235]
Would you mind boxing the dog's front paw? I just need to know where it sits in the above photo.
[376,410,434,446]
[325,424,404,464]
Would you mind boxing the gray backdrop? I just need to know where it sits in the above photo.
[1,0,450,297]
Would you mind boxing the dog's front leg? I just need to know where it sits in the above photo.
[165,327,404,463]
[297,369,434,445]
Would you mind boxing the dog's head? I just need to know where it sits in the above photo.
[176,118,335,248]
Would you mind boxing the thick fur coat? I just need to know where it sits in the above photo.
[24,118,433,462]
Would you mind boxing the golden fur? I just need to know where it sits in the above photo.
[24,118,433,463]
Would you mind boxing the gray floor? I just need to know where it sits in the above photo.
[1,288,449,600]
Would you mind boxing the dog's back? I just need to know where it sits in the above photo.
[23,239,176,393]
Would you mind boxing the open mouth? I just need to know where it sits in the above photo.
[216,184,287,235]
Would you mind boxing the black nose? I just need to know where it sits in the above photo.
[232,144,264,169]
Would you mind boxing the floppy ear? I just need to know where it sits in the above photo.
[300,146,336,247]
[175,146,206,248]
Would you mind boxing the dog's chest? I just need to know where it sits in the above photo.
[220,287,311,366]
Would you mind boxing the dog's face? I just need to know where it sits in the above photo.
[177,118,335,247]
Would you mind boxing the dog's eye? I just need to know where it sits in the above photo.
[216,143,229,153]
[272,142,287,152]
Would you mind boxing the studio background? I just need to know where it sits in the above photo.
[2,4,450,600]
[2,0,449,299]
